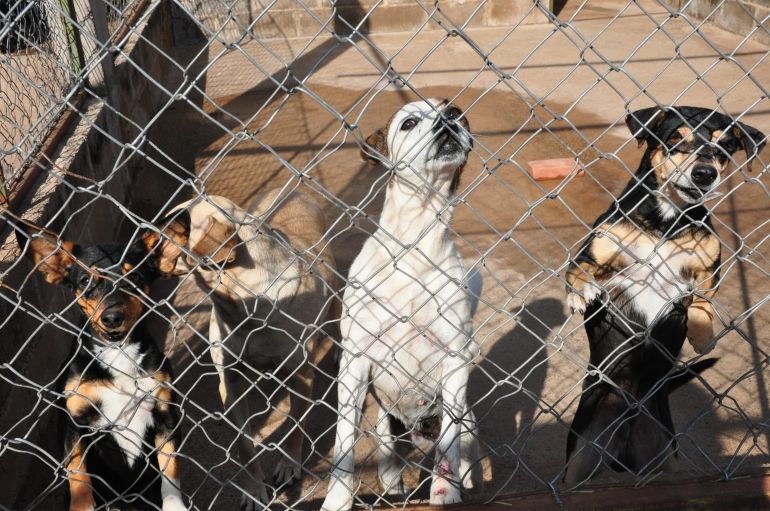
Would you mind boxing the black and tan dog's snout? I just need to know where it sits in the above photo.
[100,304,126,330]
[690,164,718,188]
[80,289,144,339]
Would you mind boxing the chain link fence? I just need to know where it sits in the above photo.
[1,0,769,509]
[0,0,146,201]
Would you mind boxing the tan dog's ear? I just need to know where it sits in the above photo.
[143,209,190,275]
[360,128,389,164]
[191,217,238,265]
[16,224,79,285]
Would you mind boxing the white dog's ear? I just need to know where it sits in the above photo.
[361,128,389,164]
[191,217,238,265]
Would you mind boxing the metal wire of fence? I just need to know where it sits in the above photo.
[1,0,770,509]
[0,0,141,199]
[1,0,76,192]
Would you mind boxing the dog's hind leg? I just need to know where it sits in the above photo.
[563,388,618,486]
[222,368,270,510]
[65,437,96,511]
[376,406,409,496]
[274,332,336,486]
[632,394,679,475]
[274,350,314,486]
[63,381,97,511]
[154,433,185,511]
[459,406,482,492]
[563,431,604,486]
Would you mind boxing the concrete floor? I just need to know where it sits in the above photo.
[142,0,770,509]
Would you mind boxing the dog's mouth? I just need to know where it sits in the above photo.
[98,328,128,342]
[673,183,702,199]
[433,133,464,160]
[91,319,131,341]
[672,180,719,204]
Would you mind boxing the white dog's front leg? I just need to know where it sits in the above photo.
[376,405,408,496]
[321,355,370,511]
[459,406,482,492]
[430,356,469,506]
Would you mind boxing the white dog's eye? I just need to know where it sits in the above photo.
[400,118,418,131]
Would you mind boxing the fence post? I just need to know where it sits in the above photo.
[59,0,87,80]
[88,0,114,94]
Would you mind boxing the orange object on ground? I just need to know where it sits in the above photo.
[526,158,585,181]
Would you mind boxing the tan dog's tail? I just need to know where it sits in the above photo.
[313,268,343,360]
[325,285,342,340]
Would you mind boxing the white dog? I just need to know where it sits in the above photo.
[322,99,482,510]
[154,189,338,510]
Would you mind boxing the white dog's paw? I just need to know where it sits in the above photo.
[162,495,187,511]
[568,282,602,315]
[429,476,462,506]
[273,456,301,486]
[320,490,353,511]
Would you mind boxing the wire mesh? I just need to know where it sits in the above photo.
[1,0,769,510]
[1,0,75,193]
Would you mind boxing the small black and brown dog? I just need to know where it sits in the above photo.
[16,212,190,511]
[563,106,766,484]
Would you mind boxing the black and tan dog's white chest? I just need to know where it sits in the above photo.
[571,217,719,329]
[62,328,179,504]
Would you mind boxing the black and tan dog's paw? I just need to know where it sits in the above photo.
[567,282,602,315]
[687,308,715,353]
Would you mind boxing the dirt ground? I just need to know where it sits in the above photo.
[142,75,770,510]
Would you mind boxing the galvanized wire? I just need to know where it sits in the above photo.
[1,0,769,509]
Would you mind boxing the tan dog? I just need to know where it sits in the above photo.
[154,189,338,510]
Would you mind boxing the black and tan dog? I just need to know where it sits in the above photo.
[16,214,190,511]
[563,106,766,484]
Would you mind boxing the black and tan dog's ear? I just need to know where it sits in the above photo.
[360,128,389,164]
[730,122,766,172]
[16,224,79,285]
[142,209,190,275]
[626,107,666,148]
[190,217,238,265]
